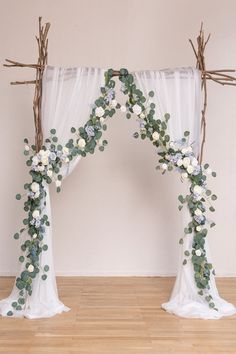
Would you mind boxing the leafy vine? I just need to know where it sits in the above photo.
[7,68,217,316]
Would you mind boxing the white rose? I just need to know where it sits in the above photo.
[181,172,188,179]
[24,145,30,151]
[32,210,40,219]
[31,182,40,193]
[162,163,168,170]
[195,249,201,257]
[140,113,145,119]
[191,157,198,167]
[95,107,105,117]
[132,104,142,115]
[100,117,105,124]
[152,132,160,141]
[64,157,69,163]
[193,185,203,195]
[110,99,117,108]
[206,168,212,175]
[39,149,47,157]
[181,148,188,154]
[194,208,202,216]
[177,159,183,167]
[78,138,86,149]
[55,180,61,187]
[120,105,126,113]
[62,146,69,155]
[41,156,49,166]
[47,170,53,178]
[183,157,191,168]
[32,156,39,166]
[32,233,37,239]
[28,264,34,273]
[196,226,202,232]
[38,165,45,172]
[34,192,40,199]
[187,165,194,174]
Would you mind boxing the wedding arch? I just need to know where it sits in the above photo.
[1,18,236,320]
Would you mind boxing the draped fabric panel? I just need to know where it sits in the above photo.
[0,66,235,319]
[134,68,236,319]
[0,66,106,318]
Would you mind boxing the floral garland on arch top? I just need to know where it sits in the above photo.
[8,68,217,317]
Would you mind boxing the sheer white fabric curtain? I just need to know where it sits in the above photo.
[134,67,236,319]
[0,66,105,318]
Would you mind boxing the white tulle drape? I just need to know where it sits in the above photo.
[134,67,236,319]
[0,66,105,318]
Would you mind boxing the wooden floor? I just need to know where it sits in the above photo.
[0,277,236,354]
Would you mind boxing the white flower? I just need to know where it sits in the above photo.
[100,117,105,124]
[183,157,191,168]
[95,107,105,117]
[64,157,69,163]
[24,145,30,151]
[152,132,160,141]
[31,182,40,193]
[28,264,34,273]
[41,156,49,166]
[194,208,202,216]
[47,170,53,178]
[39,149,48,157]
[177,159,183,167]
[62,146,69,155]
[34,191,40,199]
[55,180,61,187]
[195,249,201,257]
[206,168,212,175]
[140,113,145,119]
[181,147,188,154]
[191,157,198,167]
[38,165,45,172]
[32,233,37,239]
[32,156,39,166]
[161,163,168,170]
[32,210,40,219]
[196,226,202,232]
[187,165,194,174]
[132,104,142,115]
[111,99,117,108]
[78,138,86,149]
[120,105,126,113]
[181,172,188,179]
[193,185,204,195]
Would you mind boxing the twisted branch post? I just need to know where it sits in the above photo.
[189,24,236,164]
[3,17,50,152]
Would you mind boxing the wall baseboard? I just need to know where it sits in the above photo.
[0,271,236,277]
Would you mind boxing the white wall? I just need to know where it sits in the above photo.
[0,0,236,276]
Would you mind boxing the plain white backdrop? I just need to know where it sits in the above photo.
[0,0,236,276]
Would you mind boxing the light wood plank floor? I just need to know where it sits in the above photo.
[0,277,236,354]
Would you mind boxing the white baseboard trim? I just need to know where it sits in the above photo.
[0,271,236,277]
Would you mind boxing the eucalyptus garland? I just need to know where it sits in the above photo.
[8,68,217,316]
